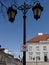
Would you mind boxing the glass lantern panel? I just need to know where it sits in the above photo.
[33,8,37,16]
[11,11,15,18]
[37,8,41,16]
[8,11,15,19]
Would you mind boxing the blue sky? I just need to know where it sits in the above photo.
[0,0,49,57]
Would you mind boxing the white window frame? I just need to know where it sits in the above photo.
[28,46,32,51]
[36,46,40,51]
[43,46,47,51]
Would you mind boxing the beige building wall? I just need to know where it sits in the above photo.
[0,48,22,65]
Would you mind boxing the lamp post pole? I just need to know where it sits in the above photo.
[23,14,26,65]
[17,2,30,65]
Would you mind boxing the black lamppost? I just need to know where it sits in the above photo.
[0,1,43,65]
[7,1,43,65]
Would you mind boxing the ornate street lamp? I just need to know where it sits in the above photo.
[7,1,43,65]
[32,3,43,20]
[0,1,43,65]
[7,7,17,22]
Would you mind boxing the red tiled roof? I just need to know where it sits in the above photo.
[27,34,49,43]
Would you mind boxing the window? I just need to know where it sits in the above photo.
[29,56,32,60]
[43,46,47,51]
[2,55,5,61]
[36,56,40,60]
[28,52,33,60]
[36,46,40,51]
[28,46,32,51]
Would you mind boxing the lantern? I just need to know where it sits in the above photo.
[32,3,43,20]
[7,7,17,22]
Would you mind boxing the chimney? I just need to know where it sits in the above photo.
[38,33,43,35]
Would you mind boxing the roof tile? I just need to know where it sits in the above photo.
[27,34,49,43]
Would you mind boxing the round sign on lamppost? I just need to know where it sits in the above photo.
[21,45,28,52]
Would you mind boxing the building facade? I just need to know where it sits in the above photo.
[0,48,22,65]
[26,33,49,65]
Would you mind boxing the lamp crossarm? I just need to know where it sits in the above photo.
[0,0,40,15]
[13,2,33,15]
[33,0,39,5]
[0,1,7,10]
[17,4,33,10]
